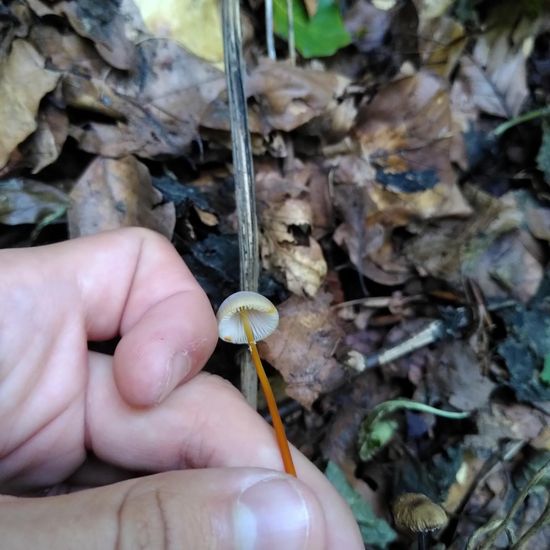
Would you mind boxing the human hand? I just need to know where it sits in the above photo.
[0,228,363,549]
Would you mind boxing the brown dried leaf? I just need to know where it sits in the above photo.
[0,1,31,59]
[260,198,327,296]
[525,204,550,242]
[52,0,137,70]
[62,75,128,119]
[22,105,69,174]
[406,186,544,302]
[258,291,346,408]
[352,71,471,219]
[29,24,107,77]
[69,40,225,158]
[0,39,59,169]
[423,341,496,412]
[344,1,392,54]
[247,58,349,132]
[456,6,538,118]
[255,161,331,295]
[68,156,175,238]
[331,173,413,285]
[418,16,467,78]
[465,402,547,454]
[259,161,334,241]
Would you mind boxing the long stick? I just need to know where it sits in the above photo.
[265,0,276,60]
[222,0,260,407]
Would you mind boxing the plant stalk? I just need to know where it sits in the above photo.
[492,105,550,137]
[265,0,276,59]
[222,0,260,407]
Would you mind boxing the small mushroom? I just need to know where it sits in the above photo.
[217,291,279,343]
[392,493,448,550]
[217,291,296,477]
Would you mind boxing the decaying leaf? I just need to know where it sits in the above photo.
[352,71,471,219]
[22,104,69,174]
[344,0,392,54]
[68,156,175,239]
[332,181,413,285]
[0,39,59,169]
[254,160,311,205]
[465,402,547,454]
[325,70,472,285]
[183,234,240,310]
[497,292,550,402]
[0,178,67,226]
[423,341,496,412]
[413,0,456,21]
[254,161,332,295]
[537,122,550,184]
[418,16,467,78]
[260,198,327,296]
[456,2,539,118]
[247,58,349,132]
[259,291,346,407]
[69,40,225,158]
[28,0,137,70]
[29,24,107,78]
[134,0,224,64]
[406,186,544,303]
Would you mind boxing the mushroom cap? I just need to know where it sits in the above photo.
[217,291,279,344]
[392,493,448,533]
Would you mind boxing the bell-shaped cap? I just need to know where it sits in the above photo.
[392,493,448,533]
[217,291,279,344]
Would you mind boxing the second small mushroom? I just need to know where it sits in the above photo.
[392,493,448,550]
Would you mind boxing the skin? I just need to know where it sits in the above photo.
[0,227,363,550]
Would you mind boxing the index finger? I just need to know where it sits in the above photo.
[33,227,218,406]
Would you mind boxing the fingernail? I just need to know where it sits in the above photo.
[156,352,191,403]
[234,477,311,550]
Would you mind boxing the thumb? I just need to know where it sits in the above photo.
[0,469,330,550]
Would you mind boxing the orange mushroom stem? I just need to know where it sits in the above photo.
[239,310,296,477]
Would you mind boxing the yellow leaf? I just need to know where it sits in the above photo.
[134,0,223,64]
[0,40,59,169]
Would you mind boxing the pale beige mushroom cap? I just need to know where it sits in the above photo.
[217,291,279,344]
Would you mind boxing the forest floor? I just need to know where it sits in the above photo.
[1,0,550,548]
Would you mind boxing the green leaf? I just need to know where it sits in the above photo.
[359,419,398,462]
[358,399,469,462]
[325,461,397,548]
[536,122,550,183]
[541,355,550,385]
[273,0,352,58]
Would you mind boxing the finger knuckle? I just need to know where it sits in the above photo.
[117,485,175,550]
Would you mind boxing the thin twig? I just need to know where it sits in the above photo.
[474,457,550,550]
[265,0,276,60]
[511,497,550,549]
[222,0,260,407]
[492,105,550,137]
[286,0,296,65]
